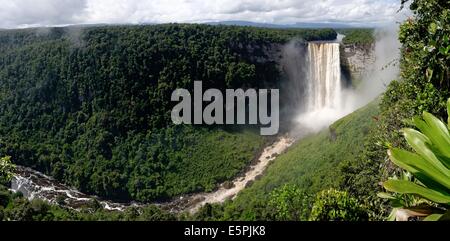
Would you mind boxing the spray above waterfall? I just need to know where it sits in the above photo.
[284,28,400,134]
[306,42,342,111]
[295,41,347,132]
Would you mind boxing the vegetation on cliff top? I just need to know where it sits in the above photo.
[0,24,336,202]
[339,29,375,45]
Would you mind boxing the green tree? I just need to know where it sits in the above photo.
[310,189,368,221]
[267,184,310,221]
[0,156,15,185]
[0,24,337,202]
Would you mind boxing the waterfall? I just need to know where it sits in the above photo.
[286,31,399,134]
[293,41,347,132]
[306,42,342,111]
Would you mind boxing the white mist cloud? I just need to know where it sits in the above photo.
[290,25,402,134]
[0,0,402,29]
[0,0,87,28]
[339,26,401,112]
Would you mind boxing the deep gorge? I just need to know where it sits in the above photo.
[5,27,377,214]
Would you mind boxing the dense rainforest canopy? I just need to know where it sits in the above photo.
[192,0,450,221]
[4,0,447,221]
[338,29,375,45]
[0,24,336,202]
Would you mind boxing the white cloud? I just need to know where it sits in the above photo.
[0,0,404,29]
[0,0,87,28]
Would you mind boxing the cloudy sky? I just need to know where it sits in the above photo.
[0,0,407,29]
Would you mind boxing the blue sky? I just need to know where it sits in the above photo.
[0,0,408,29]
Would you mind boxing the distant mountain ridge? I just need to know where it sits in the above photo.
[205,20,372,29]
[0,21,373,31]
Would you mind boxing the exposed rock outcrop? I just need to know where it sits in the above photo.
[341,43,375,87]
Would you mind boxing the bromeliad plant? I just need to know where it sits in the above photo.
[379,99,450,221]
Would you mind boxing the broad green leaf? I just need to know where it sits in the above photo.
[389,148,450,190]
[422,112,450,157]
[388,149,421,174]
[414,116,450,168]
[413,116,450,156]
[382,98,450,221]
[423,214,443,221]
[435,153,450,169]
[384,180,450,204]
[402,129,450,177]
[377,192,395,199]
[387,209,397,221]
[390,198,404,208]
[447,98,450,129]
[423,111,450,140]
[413,117,433,142]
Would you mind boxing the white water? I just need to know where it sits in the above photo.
[306,42,342,111]
[184,136,294,213]
[11,166,143,211]
[9,42,347,213]
[296,42,350,132]
[11,137,295,213]
[10,32,400,214]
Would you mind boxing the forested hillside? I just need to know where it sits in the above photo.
[193,100,380,220]
[194,0,450,221]
[339,29,375,45]
[0,24,336,202]
[349,0,450,219]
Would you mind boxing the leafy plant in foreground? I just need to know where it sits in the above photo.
[380,99,450,221]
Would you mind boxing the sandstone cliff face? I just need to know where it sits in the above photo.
[243,40,375,89]
[341,43,375,86]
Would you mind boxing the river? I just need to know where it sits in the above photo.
[10,136,294,213]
